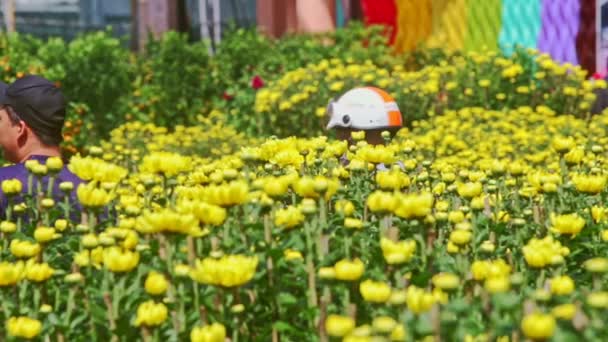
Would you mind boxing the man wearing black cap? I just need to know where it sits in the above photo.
[0,75,82,217]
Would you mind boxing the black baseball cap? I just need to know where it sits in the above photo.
[0,75,67,145]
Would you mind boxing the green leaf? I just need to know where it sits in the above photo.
[273,321,295,332]
[69,314,88,330]
[446,298,469,313]
[89,302,108,325]
[492,293,520,310]
[415,314,434,336]
[47,313,61,326]
[277,292,298,306]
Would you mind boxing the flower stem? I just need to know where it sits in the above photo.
[27,174,33,196]
[140,326,151,342]
[304,221,318,308]
[264,213,280,340]
[344,234,352,259]
[64,287,75,329]
[46,176,56,198]
[232,317,240,342]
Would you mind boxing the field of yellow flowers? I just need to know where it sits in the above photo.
[3,53,608,341]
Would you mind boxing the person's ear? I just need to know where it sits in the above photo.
[15,120,29,144]
[16,120,27,135]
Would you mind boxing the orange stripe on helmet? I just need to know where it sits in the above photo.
[366,87,402,127]
[365,86,396,103]
[388,110,402,127]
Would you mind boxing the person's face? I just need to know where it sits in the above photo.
[0,107,26,163]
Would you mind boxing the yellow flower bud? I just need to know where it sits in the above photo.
[65,272,84,283]
[318,267,336,279]
[32,164,48,176]
[552,136,575,153]
[174,264,190,278]
[76,224,89,233]
[480,240,495,253]
[300,198,317,214]
[103,246,140,273]
[6,316,42,339]
[81,234,99,249]
[388,289,407,305]
[134,300,168,327]
[334,258,364,281]
[54,219,68,232]
[77,182,114,208]
[549,275,575,295]
[325,314,355,337]
[335,199,355,216]
[274,205,305,229]
[46,156,63,172]
[587,291,608,308]
[98,234,116,246]
[0,220,16,233]
[40,304,53,313]
[471,260,490,281]
[344,217,363,229]
[390,324,406,341]
[405,285,436,314]
[448,211,465,223]
[431,272,460,291]
[485,276,510,293]
[447,241,460,254]
[59,181,74,192]
[552,303,576,320]
[24,160,39,172]
[283,249,303,261]
[449,229,472,245]
[24,260,54,282]
[40,198,55,209]
[144,271,169,296]
[521,313,556,341]
[190,254,258,287]
[593,206,607,224]
[457,182,482,198]
[34,227,58,243]
[359,279,391,303]
[1,179,22,196]
[10,239,41,258]
[190,322,226,342]
[351,131,366,141]
[550,213,585,236]
[371,316,396,333]
[584,257,608,273]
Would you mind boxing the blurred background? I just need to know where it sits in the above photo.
[0,0,604,74]
[0,0,606,155]
[0,0,257,49]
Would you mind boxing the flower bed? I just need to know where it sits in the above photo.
[2,102,608,340]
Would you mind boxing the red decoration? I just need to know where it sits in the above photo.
[360,0,398,44]
[251,75,265,90]
[222,92,234,101]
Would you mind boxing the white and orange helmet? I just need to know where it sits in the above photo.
[326,87,403,130]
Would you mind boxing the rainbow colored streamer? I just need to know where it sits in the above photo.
[463,0,502,52]
[425,0,468,52]
[498,0,542,55]
[537,0,580,65]
[394,0,432,53]
[364,0,595,71]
